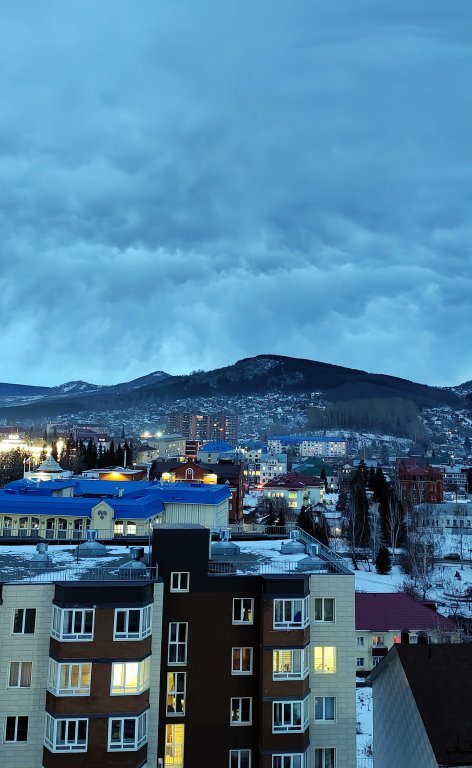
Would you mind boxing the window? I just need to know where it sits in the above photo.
[273,648,309,680]
[272,756,305,768]
[230,697,252,725]
[5,716,28,742]
[314,748,336,768]
[233,598,254,624]
[372,635,385,646]
[272,698,309,732]
[314,597,335,621]
[47,660,91,696]
[230,750,252,768]
[12,608,36,635]
[108,713,148,751]
[315,697,336,721]
[357,637,364,646]
[356,658,365,668]
[273,598,309,629]
[372,657,382,667]
[314,647,336,674]
[114,606,152,640]
[167,672,186,715]
[51,607,94,641]
[44,715,88,752]
[111,658,150,695]
[170,572,190,592]
[232,647,253,675]
[8,662,32,688]
[168,622,188,664]
[165,724,184,767]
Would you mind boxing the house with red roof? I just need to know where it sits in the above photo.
[355,592,460,673]
[262,472,325,511]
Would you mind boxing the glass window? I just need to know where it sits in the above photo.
[272,756,305,768]
[357,658,365,668]
[168,622,188,665]
[272,698,309,732]
[170,572,190,592]
[111,658,150,695]
[357,637,364,646]
[230,750,251,768]
[230,697,252,725]
[44,715,88,752]
[113,606,152,640]
[273,598,309,629]
[315,697,336,721]
[8,662,32,688]
[314,748,336,768]
[165,724,185,767]
[5,716,28,742]
[51,607,94,641]
[108,713,148,751]
[12,608,36,635]
[314,598,335,622]
[273,648,309,680]
[167,672,186,715]
[231,647,253,675]
[233,598,254,624]
[314,646,336,673]
[47,660,91,696]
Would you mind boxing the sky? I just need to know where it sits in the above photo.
[0,1,471,388]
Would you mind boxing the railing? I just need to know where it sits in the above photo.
[0,528,149,541]
[357,759,373,768]
[1,565,158,584]
[208,559,346,576]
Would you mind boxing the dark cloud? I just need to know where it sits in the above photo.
[0,0,471,386]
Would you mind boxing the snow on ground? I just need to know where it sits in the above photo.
[356,687,373,760]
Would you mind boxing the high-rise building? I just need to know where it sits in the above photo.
[166,413,239,443]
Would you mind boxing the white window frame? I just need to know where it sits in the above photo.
[165,723,185,767]
[231,647,253,675]
[170,572,190,592]
[273,598,309,629]
[8,661,32,688]
[230,697,252,726]
[357,636,364,646]
[110,658,150,695]
[108,712,148,751]
[232,598,254,625]
[47,660,91,696]
[272,697,309,733]
[272,755,305,768]
[273,648,309,680]
[12,608,36,635]
[314,646,336,674]
[372,656,382,666]
[314,747,336,768]
[168,622,188,665]
[44,714,88,752]
[356,658,365,668]
[314,696,336,721]
[230,749,252,767]
[5,715,29,743]
[372,635,385,646]
[113,606,152,640]
[314,597,335,622]
[51,606,94,641]
[167,671,186,715]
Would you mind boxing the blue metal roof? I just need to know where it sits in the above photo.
[199,440,234,452]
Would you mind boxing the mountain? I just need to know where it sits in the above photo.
[0,356,461,424]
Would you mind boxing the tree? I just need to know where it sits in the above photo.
[401,528,439,600]
[343,468,371,568]
[266,501,277,527]
[50,441,58,461]
[375,546,392,574]
[297,506,316,538]
[312,507,331,547]
[0,450,26,487]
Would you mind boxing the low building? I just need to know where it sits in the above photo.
[369,644,472,768]
[396,458,444,505]
[355,593,460,674]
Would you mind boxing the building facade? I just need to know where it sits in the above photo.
[267,438,347,460]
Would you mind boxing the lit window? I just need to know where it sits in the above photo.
[372,635,385,646]
[231,647,253,675]
[170,572,190,592]
[272,756,305,768]
[47,660,91,696]
[314,748,336,768]
[233,598,254,624]
[314,647,336,674]
[230,749,252,768]
[272,698,309,732]
[273,598,309,629]
[111,658,150,695]
[114,606,152,640]
[167,672,186,715]
[51,607,94,641]
[44,715,88,752]
[12,608,36,635]
[168,623,188,665]
[315,697,336,721]
[8,662,32,688]
[230,697,252,725]
[165,723,184,767]
[108,713,147,751]
[314,598,335,622]
[273,648,309,680]
[5,716,28,742]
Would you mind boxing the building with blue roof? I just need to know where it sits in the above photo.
[0,478,230,540]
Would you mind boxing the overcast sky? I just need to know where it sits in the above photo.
[1,1,471,387]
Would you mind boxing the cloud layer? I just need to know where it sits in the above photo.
[0,0,471,386]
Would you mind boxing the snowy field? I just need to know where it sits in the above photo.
[356,687,373,760]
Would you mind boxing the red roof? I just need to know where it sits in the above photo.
[356,592,457,632]
[263,472,323,489]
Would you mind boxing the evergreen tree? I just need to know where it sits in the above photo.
[312,509,331,547]
[115,443,125,467]
[109,440,116,467]
[368,466,376,491]
[50,441,58,461]
[375,545,392,574]
[297,506,316,537]
[123,440,133,467]
[266,501,277,527]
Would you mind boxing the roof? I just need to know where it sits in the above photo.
[36,455,64,472]
[356,592,457,632]
[263,473,324,489]
[199,440,234,452]
[268,435,347,444]
[372,645,472,766]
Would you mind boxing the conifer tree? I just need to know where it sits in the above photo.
[375,545,392,574]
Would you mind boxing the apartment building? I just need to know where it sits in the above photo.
[166,414,239,444]
[267,438,347,460]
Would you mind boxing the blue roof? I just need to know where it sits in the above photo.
[269,435,347,443]
[199,440,234,452]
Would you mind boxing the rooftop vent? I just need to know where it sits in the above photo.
[297,554,327,572]
[77,528,108,558]
[280,538,305,554]
[289,530,299,541]
[118,547,147,578]
[29,542,53,570]
[221,529,231,542]
[211,531,241,557]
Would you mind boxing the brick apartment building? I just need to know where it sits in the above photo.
[166,413,239,444]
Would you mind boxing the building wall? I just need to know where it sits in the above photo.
[373,653,438,768]
[0,584,54,768]
[355,628,461,674]
[161,500,228,528]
